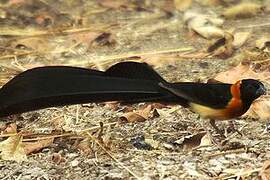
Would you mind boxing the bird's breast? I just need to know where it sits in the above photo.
[189,97,244,120]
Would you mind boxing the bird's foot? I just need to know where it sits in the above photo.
[209,119,226,139]
[226,120,243,136]
[197,117,225,147]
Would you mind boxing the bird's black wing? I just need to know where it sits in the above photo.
[105,61,166,82]
[160,82,233,109]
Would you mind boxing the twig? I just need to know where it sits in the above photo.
[217,168,262,180]
[94,47,194,65]
[78,122,118,134]
[0,26,112,37]
[236,22,270,29]
[205,148,246,158]
[0,133,17,138]
[22,133,74,142]
[1,167,22,180]
[86,132,141,179]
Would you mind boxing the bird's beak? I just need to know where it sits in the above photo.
[257,85,267,96]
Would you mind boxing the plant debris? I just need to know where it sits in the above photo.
[222,2,265,19]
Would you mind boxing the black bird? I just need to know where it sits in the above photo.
[0,62,266,121]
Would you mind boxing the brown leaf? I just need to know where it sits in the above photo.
[232,31,251,48]
[183,10,224,39]
[92,32,116,47]
[139,104,152,119]
[23,138,54,155]
[214,63,270,83]
[11,37,54,52]
[150,103,169,109]
[120,105,153,123]
[51,153,66,164]
[0,135,27,162]
[120,112,147,123]
[222,3,264,19]
[3,123,17,134]
[260,160,270,180]
[174,0,192,11]
[207,32,234,58]
[256,36,270,51]
[51,116,65,130]
[199,133,212,146]
[35,14,54,26]
[247,97,270,120]
[75,139,92,155]
[68,31,102,46]
[175,132,206,151]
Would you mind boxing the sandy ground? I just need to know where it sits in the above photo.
[0,0,270,179]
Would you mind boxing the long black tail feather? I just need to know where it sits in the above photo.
[0,62,187,118]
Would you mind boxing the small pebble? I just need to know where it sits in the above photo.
[71,160,79,167]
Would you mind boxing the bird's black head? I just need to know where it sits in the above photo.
[240,79,266,106]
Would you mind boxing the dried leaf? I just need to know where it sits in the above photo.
[51,153,66,164]
[120,105,153,123]
[92,32,116,47]
[11,37,54,52]
[247,97,270,120]
[207,32,234,58]
[223,3,264,19]
[68,31,102,45]
[260,160,270,180]
[175,132,206,150]
[256,37,270,51]
[52,115,65,130]
[3,123,17,134]
[184,10,224,39]
[184,11,224,26]
[120,112,146,123]
[76,139,92,155]
[199,133,212,146]
[35,14,54,27]
[150,103,169,109]
[0,135,27,162]
[174,0,192,11]
[139,104,152,119]
[214,63,270,83]
[233,31,251,48]
[23,138,54,155]
[193,26,225,39]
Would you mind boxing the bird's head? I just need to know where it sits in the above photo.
[239,79,267,105]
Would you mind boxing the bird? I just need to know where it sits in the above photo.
[0,61,266,129]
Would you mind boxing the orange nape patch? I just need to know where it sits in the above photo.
[189,80,244,120]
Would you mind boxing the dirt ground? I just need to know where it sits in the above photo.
[0,0,270,179]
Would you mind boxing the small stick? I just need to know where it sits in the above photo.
[87,132,141,179]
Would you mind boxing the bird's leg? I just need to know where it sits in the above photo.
[227,120,243,136]
[209,119,226,138]
[197,116,220,146]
